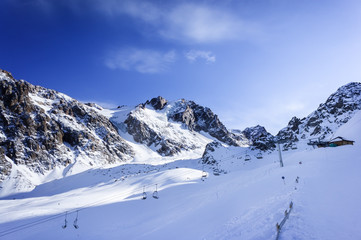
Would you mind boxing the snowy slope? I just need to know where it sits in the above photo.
[0,111,360,239]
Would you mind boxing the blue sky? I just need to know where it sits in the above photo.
[1,0,361,134]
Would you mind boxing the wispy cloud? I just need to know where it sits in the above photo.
[25,0,259,44]
[96,1,253,43]
[161,4,251,43]
[94,0,161,22]
[185,50,216,63]
[105,48,176,74]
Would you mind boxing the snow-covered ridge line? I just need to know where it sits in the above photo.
[277,82,361,149]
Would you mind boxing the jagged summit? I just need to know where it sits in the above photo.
[122,97,244,156]
[277,82,361,145]
[0,69,15,82]
[145,96,168,110]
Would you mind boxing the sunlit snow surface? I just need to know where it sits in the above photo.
[1,112,361,239]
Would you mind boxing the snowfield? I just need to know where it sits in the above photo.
[1,111,361,239]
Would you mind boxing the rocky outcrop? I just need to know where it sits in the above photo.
[242,125,276,151]
[124,106,199,156]
[277,82,361,144]
[201,141,222,165]
[123,97,242,157]
[146,96,168,110]
[168,99,241,146]
[0,69,134,184]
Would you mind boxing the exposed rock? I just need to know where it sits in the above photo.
[277,82,361,144]
[0,69,134,185]
[168,100,241,147]
[124,97,242,157]
[146,96,168,110]
[201,141,222,165]
[124,109,198,156]
[242,125,276,151]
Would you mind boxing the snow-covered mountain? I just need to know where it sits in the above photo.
[1,70,361,240]
[0,69,134,194]
[0,69,245,195]
[121,96,244,156]
[277,82,361,149]
[1,68,360,196]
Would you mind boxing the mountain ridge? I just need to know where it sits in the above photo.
[276,82,361,149]
[1,68,360,196]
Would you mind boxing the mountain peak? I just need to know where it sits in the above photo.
[277,81,361,144]
[145,96,168,110]
[242,125,276,151]
[0,69,15,82]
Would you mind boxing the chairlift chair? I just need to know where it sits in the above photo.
[141,186,147,200]
[245,154,251,161]
[153,184,159,199]
[256,153,263,159]
[62,212,68,229]
[73,210,79,229]
[201,170,207,181]
[291,143,298,150]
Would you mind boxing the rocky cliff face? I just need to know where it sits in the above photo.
[167,99,242,146]
[201,141,222,165]
[0,69,134,187]
[124,97,243,156]
[242,125,276,151]
[277,82,361,146]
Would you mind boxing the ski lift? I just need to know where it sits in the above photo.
[73,210,79,229]
[291,143,298,150]
[153,184,159,199]
[141,186,147,200]
[201,170,207,181]
[245,154,251,161]
[256,153,263,159]
[62,212,68,229]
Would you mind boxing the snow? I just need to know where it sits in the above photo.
[0,110,360,239]
[109,103,213,160]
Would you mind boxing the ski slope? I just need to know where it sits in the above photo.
[0,113,360,239]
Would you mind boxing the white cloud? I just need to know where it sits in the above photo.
[32,0,257,44]
[97,2,251,43]
[185,50,216,63]
[161,4,250,43]
[93,0,161,22]
[105,48,176,74]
